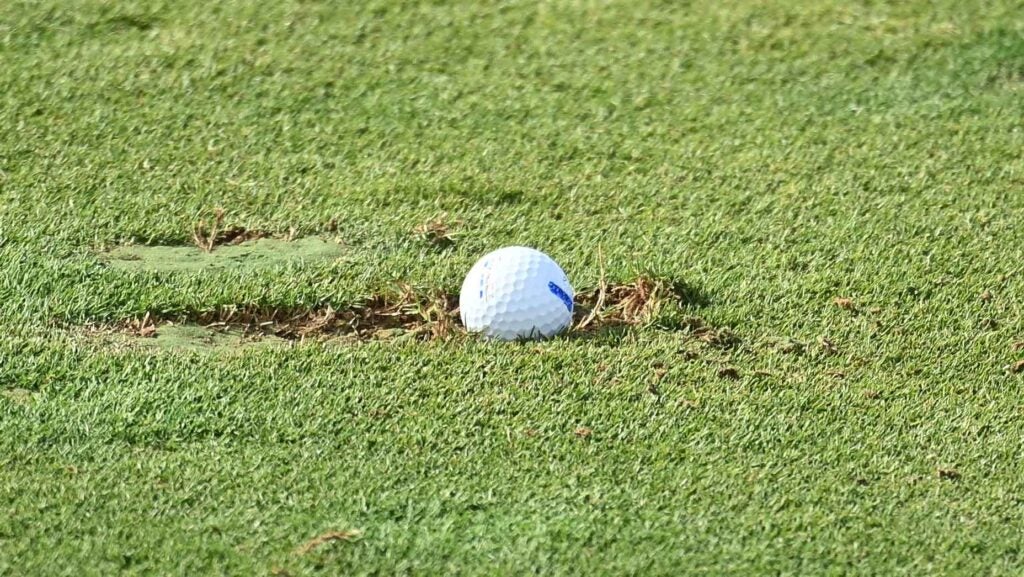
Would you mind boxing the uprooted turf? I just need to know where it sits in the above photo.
[1,0,1023,575]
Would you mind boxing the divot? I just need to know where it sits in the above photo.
[83,278,729,349]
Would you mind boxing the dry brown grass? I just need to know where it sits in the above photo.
[833,297,857,312]
[413,213,460,247]
[126,312,158,338]
[192,208,225,253]
[294,530,362,555]
[105,277,721,344]
[574,276,677,330]
[113,287,459,342]
[192,208,270,252]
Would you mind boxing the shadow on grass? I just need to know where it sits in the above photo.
[565,325,633,345]
[667,279,712,309]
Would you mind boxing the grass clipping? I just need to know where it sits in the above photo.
[574,276,674,330]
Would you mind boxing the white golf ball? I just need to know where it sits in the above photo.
[459,246,574,341]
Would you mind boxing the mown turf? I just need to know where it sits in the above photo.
[1,0,1023,574]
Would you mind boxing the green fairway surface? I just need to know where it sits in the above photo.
[2,0,1023,574]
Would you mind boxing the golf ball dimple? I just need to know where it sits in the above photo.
[459,246,574,341]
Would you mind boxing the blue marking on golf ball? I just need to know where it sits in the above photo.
[548,282,573,313]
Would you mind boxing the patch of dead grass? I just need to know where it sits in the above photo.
[833,297,856,312]
[127,312,158,338]
[575,276,682,329]
[294,530,362,555]
[153,289,460,342]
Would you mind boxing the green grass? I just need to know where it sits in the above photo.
[2,0,1023,574]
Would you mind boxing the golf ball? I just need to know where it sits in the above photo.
[459,246,574,341]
